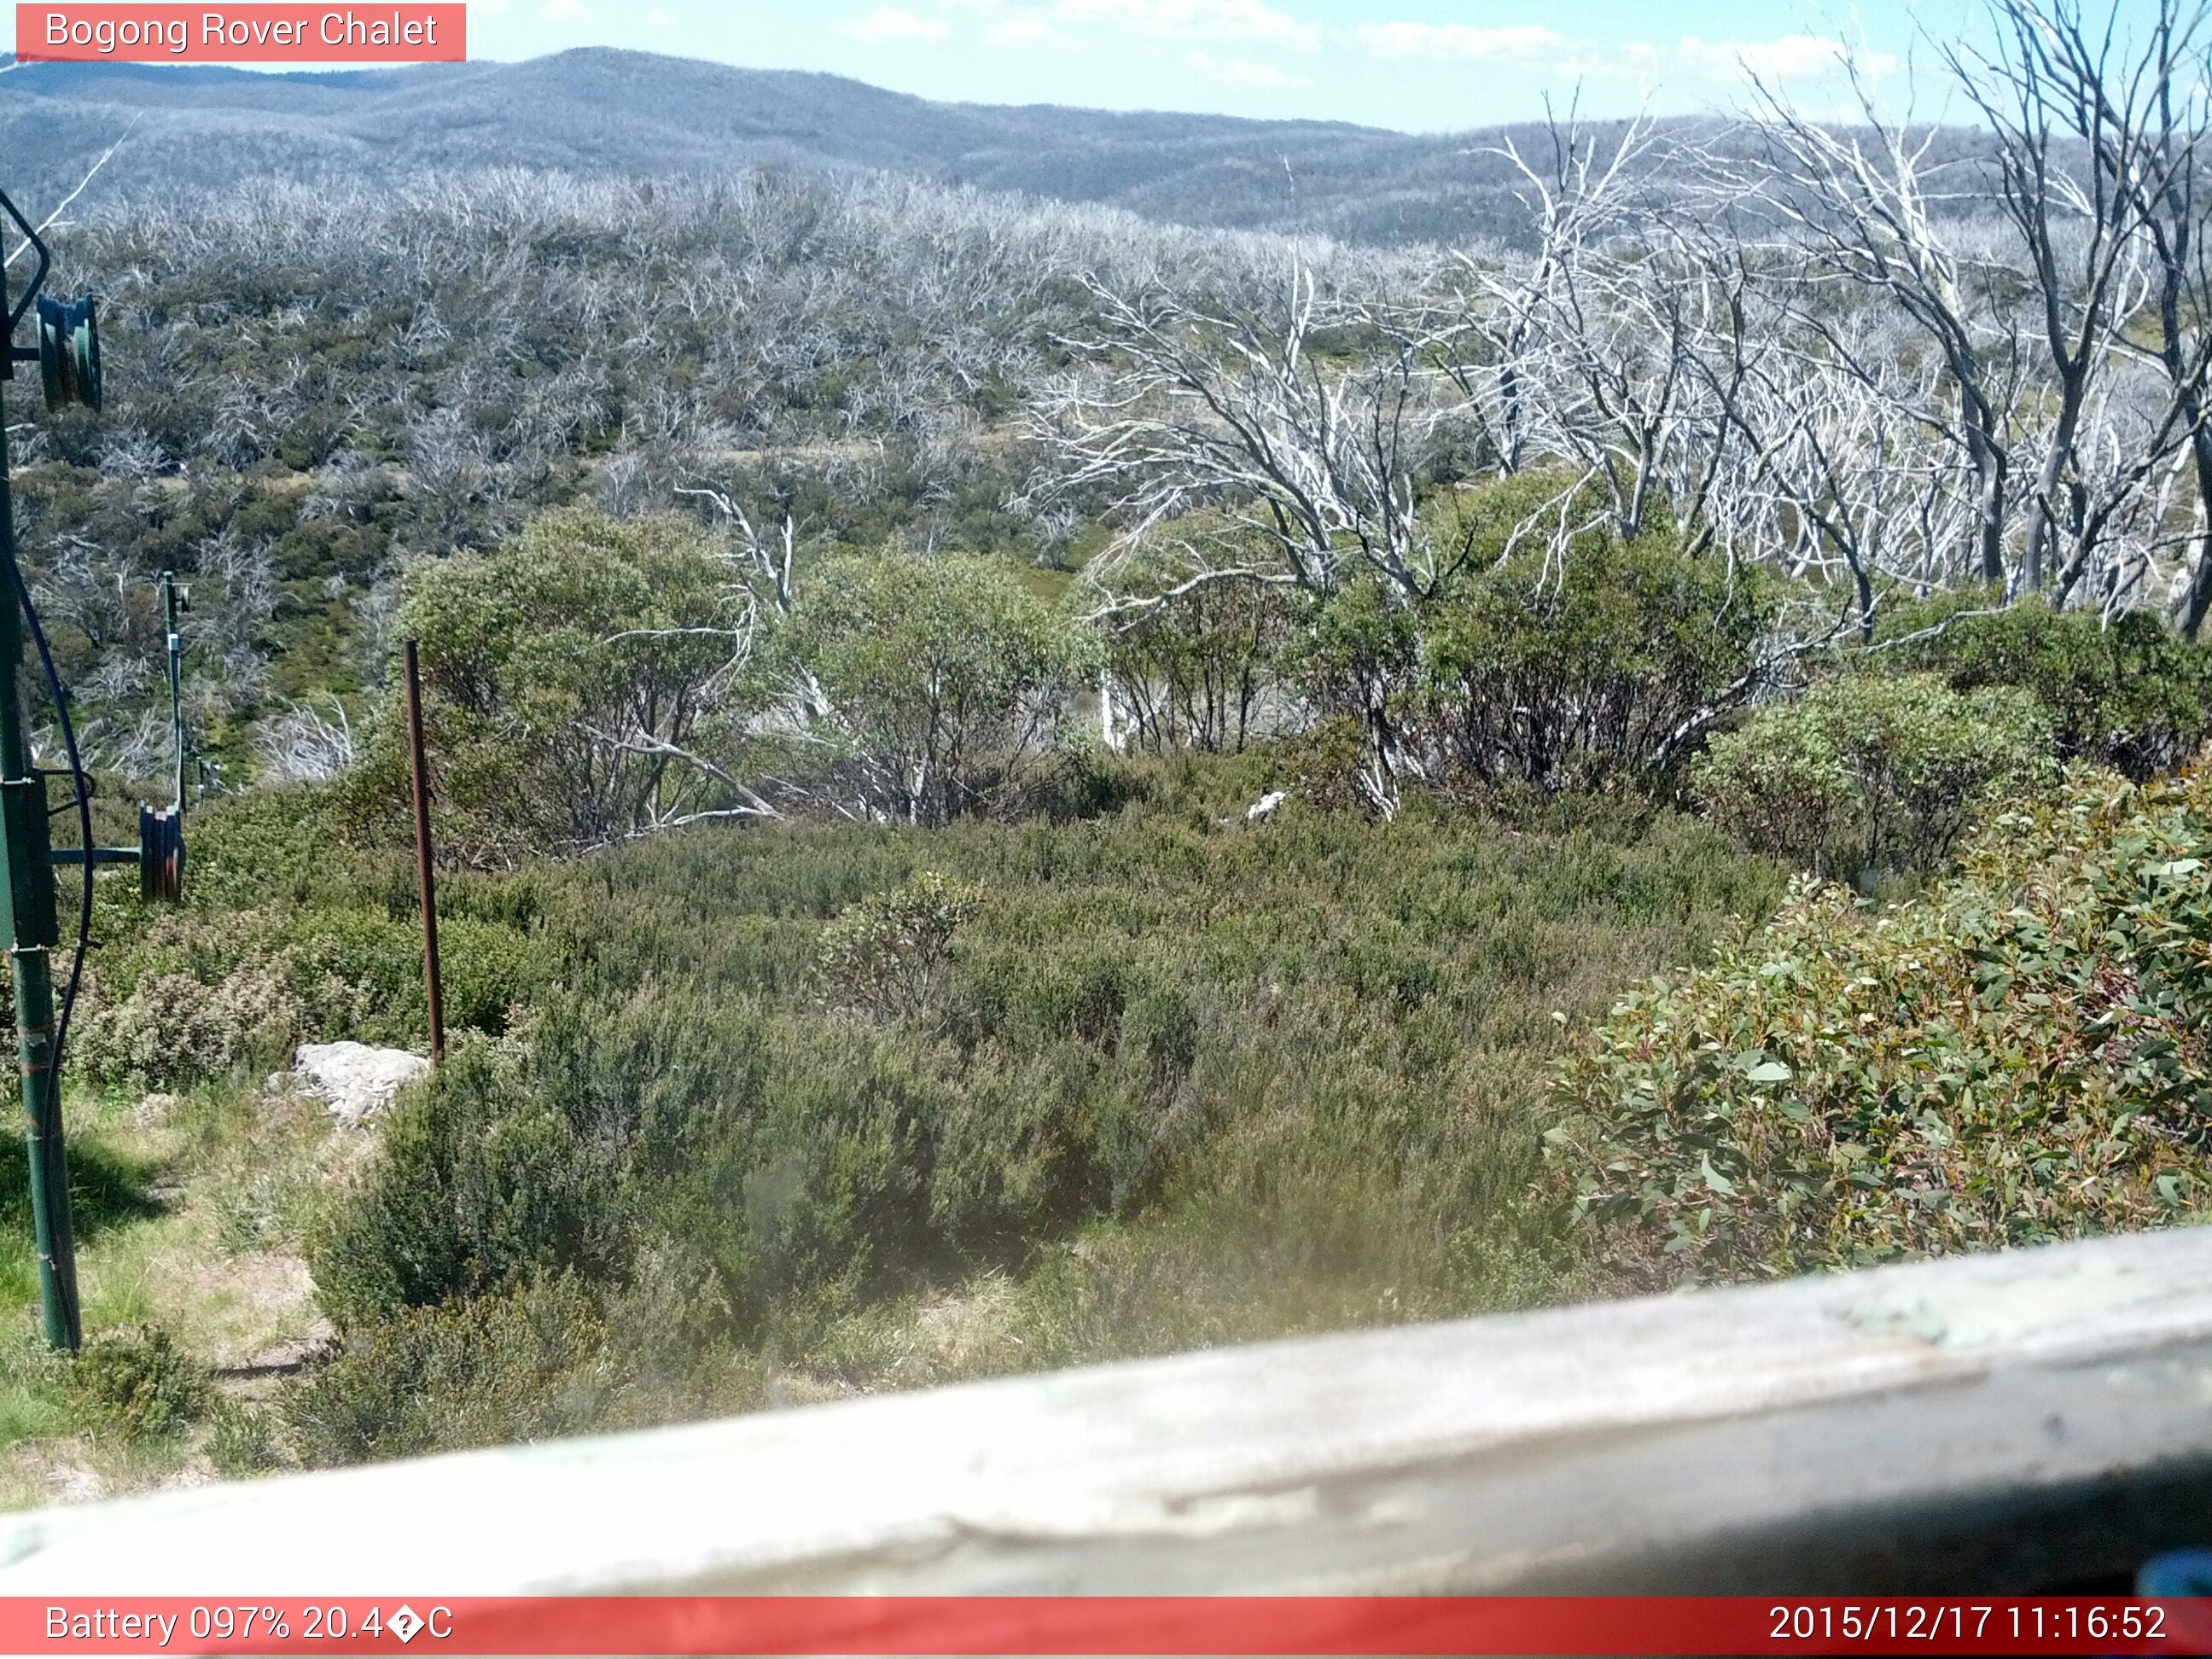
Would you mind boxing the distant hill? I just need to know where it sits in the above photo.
[0,47,1651,246]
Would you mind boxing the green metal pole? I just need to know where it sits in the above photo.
[0,383,79,1353]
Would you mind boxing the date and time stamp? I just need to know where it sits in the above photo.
[14,1596,2205,1655]
[1767,1600,2175,1646]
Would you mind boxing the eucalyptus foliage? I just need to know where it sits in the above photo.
[1882,597,2212,781]
[1552,760,2212,1285]
[1415,517,1790,792]
[382,507,772,863]
[779,553,1099,826]
[1694,673,2053,878]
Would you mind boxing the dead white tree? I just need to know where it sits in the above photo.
[1,118,137,269]
[254,697,358,785]
[1985,0,2212,633]
[673,481,800,614]
[1447,112,1757,548]
[1942,1,2183,595]
[1039,265,1474,605]
[1743,54,2025,591]
[1035,259,1486,812]
[1445,111,1662,480]
[1718,306,1979,634]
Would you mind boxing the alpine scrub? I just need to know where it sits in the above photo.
[1550,760,2212,1286]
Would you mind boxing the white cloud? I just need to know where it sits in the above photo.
[1688,33,1882,81]
[952,0,1321,57]
[1185,49,1298,87]
[1349,21,1882,86]
[839,6,954,44]
[1056,0,1319,52]
[644,8,673,28]
[1356,23,1567,64]
[987,15,1078,48]
[540,0,588,18]
[1351,22,1661,78]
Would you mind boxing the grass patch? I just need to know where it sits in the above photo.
[0,1078,339,1507]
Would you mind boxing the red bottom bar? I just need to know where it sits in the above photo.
[6,1597,2209,1656]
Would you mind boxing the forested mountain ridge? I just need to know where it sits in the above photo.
[6,45,1653,245]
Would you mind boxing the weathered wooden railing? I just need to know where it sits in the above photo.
[3,1225,2209,1594]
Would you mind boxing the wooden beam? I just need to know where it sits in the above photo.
[4,1225,2209,1594]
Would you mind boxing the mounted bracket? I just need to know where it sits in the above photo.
[0,192,100,410]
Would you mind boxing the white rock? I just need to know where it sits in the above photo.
[1246,790,1289,821]
[291,1042,431,1126]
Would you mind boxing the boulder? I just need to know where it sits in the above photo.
[291,1041,431,1126]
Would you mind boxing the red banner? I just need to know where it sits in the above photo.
[3,1598,2210,1656]
[15,5,465,62]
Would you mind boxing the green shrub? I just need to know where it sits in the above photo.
[1101,479,1759,805]
[366,507,773,865]
[271,909,536,1042]
[1880,597,2212,780]
[1284,577,1419,808]
[204,1396,282,1476]
[283,1275,624,1464]
[68,1328,209,1441]
[1411,504,1788,793]
[74,904,536,1094]
[1103,537,1296,754]
[76,958,304,1094]
[1551,760,2212,1288]
[817,870,981,1020]
[297,776,1785,1462]
[1694,673,2052,877]
[308,1037,620,1326]
[67,783,542,1093]
[780,551,1100,825]
[181,786,350,913]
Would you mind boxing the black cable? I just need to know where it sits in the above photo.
[3,556,94,1079]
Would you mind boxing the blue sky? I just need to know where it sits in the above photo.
[458,0,1988,130]
[9,1,2046,131]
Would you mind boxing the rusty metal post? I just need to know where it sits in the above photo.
[403,639,445,1065]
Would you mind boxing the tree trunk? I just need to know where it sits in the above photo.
[1965,411,2009,589]
[2179,429,2212,640]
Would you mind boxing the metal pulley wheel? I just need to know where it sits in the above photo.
[36,294,100,413]
[138,806,182,903]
